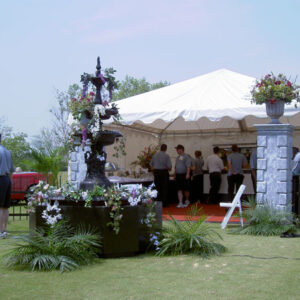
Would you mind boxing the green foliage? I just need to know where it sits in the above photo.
[156,206,227,257]
[2,131,31,170]
[112,137,126,158]
[24,148,64,186]
[3,221,101,272]
[231,197,296,236]
[113,75,170,100]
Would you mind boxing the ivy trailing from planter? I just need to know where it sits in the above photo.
[27,182,159,236]
[84,185,124,234]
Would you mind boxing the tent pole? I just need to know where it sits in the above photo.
[158,117,181,144]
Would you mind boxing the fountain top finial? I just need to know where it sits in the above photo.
[96,57,101,77]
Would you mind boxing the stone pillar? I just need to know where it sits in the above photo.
[68,146,90,189]
[254,124,294,210]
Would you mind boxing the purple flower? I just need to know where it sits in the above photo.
[82,127,87,147]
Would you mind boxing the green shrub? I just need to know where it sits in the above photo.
[231,196,296,236]
[156,206,226,257]
[3,221,101,272]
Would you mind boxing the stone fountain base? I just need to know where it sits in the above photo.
[29,201,162,257]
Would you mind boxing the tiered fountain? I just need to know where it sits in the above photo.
[79,57,122,190]
[30,57,162,258]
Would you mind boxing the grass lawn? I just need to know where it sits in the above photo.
[0,218,299,300]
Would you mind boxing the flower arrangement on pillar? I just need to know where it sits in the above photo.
[251,73,300,123]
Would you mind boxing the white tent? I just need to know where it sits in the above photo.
[105,69,300,169]
[108,69,300,136]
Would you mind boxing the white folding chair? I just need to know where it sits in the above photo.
[219,184,246,229]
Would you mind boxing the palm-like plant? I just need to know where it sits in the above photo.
[3,221,101,272]
[156,206,226,257]
[231,196,296,236]
[24,148,64,185]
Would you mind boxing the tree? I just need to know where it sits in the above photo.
[2,132,31,170]
[113,76,170,100]
[50,84,81,150]
[0,119,31,170]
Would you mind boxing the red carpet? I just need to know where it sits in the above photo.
[162,203,244,224]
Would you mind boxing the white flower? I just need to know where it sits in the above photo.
[149,183,155,189]
[42,203,62,227]
[128,195,141,206]
[95,105,106,116]
[81,191,88,200]
[54,188,62,194]
[147,189,158,199]
[44,184,50,190]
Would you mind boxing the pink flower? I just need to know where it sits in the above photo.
[86,98,91,102]
[287,81,292,87]
[274,81,281,85]
[89,91,95,96]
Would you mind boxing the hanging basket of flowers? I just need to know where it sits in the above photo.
[69,92,95,122]
[251,73,300,123]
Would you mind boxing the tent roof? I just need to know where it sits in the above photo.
[109,69,300,135]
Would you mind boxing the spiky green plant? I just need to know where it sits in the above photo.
[231,196,296,236]
[156,205,226,257]
[3,221,101,272]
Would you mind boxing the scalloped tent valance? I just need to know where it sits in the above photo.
[107,69,300,136]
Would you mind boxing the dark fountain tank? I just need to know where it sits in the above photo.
[79,57,122,190]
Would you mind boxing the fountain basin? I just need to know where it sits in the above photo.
[29,201,162,257]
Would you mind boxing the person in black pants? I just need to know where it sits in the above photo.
[227,144,247,201]
[0,133,15,239]
[206,146,224,204]
[150,144,172,207]
[192,150,204,203]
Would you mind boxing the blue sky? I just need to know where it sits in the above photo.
[1,0,300,138]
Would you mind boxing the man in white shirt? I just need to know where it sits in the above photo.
[206,146,224,204]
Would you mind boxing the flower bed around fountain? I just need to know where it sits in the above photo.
[27,182,162,257]
[29,201,162,257]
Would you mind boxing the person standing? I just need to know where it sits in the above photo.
[206,146,224,204]
[0,134,15,239]
[250,148,257,194]
[292,147,300,215]
[174,144,192,208]
[227,144,247,201]
[192,150,204,203]
[150,144,172,207]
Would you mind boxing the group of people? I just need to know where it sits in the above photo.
[150,143,250,208]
